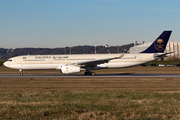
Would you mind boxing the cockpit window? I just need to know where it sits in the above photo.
[8,59,12,62]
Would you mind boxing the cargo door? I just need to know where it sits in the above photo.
[138,55,142,61]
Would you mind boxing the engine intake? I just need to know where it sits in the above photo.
[61,65,81,74]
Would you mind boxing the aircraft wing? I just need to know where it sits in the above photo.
[74,53,125,67]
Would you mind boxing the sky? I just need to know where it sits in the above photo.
[0,0,180,48]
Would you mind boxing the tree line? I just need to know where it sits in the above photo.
[0,43,133,60]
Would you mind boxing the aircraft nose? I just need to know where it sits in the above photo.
[3,61,8,67]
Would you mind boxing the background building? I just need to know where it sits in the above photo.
[129,42,180,58]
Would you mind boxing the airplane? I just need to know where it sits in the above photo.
[3,31,172,76]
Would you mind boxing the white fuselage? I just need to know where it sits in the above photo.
[4,53,156,71]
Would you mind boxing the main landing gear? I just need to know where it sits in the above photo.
[84,71,96,76]
[84,67,96,76]
[19,69,23,76]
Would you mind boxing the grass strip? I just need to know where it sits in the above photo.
[1,91,180,119]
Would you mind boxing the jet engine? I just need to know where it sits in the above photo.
[61,65,81,74]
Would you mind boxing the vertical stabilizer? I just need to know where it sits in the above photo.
[141,31,172,53]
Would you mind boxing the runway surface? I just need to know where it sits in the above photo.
[1,73,180,78]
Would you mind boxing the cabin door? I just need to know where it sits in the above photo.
[17,58,21,64]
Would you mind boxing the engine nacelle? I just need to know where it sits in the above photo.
[61,65,81,74]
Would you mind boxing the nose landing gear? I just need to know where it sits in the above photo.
[19,69,23,76]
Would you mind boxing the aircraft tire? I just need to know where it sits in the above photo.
[91,72,96,76]
[84,72,88,75]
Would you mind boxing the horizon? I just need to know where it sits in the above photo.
[1,43,134,49]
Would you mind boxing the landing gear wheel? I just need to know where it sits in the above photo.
[19,69,23,76]
[84,72,90,75]
[84,72,96,76]
[91,72,96,76]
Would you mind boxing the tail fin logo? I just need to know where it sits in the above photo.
[154,39,165,51]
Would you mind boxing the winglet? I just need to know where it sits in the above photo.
[141,31,172,53]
